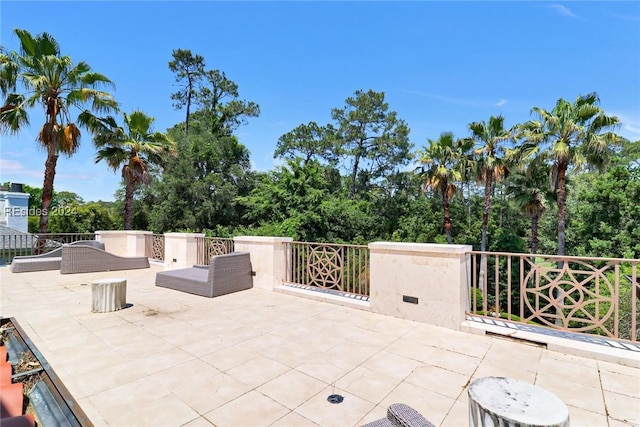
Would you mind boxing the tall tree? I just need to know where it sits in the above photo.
[93,111,175,229]
[469,115,513,253]
[506,161,554,254]
[418,132,473,244]
[331,90,412,198]
[520,93,620,255]
[168,49,205,136]
[196,69,259,136]
[0,29,117,235]
[274,122,338,165]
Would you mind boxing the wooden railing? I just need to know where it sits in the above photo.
[196,237,235,264]
[467,251,639,342]
[285,241,370,297]
[1,233,96,265]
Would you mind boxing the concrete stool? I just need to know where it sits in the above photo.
[469,376,569,427]
[91,278,127,313]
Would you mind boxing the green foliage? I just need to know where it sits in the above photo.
[48,202,118,233]
[567,166,640,258]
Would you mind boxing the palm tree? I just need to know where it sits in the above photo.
[0,29,117,236]
[469,115,513,253]
[521,93,620,256]
[93,111,175,229]
[418,132,473,243]
[506,161,554,254]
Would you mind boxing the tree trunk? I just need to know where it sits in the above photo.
[481,171,494,252]
[123,177,135,230]
[443,190,452,244]
[37,151,58,252]
[478,170,494,295]
[348,152,361,199]
[556,164,567,256]
[531,214,539,254]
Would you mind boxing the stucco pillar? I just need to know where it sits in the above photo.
[163,232,204,270]
[368,242,472,330]
[95,230,150,257]
[233,236,293,291]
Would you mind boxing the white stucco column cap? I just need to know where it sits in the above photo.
[368,242,472,254]
[234,236,293,243]
[164,232,205,238]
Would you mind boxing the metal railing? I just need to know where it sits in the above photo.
[467,251,639,342]
[285,241,370,297]
[145,234,165,261]
[196,237,235,264]
[1,233,96,265]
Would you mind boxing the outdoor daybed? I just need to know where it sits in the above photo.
[10,240,105,273]
[60,244,150,274]
[155,252,253,298]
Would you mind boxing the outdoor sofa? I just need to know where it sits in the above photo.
[60,244,150,274]
[155,251,253,297]
[361,403,436,427]
[10,240,105,273]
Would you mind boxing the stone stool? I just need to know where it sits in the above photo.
[469,376,569,427]
[91,278,127,313]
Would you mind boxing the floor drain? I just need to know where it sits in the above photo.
[327,394,344,404]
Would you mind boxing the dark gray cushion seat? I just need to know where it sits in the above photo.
[155,252,253,298]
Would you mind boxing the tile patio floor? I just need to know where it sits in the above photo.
[1,265,639,427]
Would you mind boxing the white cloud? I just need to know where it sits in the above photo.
[495,99,507,107]
[610,111,640,141]
[402,90,489,108]
[549,4,581,19]
[610,13,640,22]
[0,158,43,180]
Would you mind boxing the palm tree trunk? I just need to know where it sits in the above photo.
[478,170,494,296]
[123,178,135,230]
[556,164,567,256]
[531,214,539,254]
[443,192,452,244]
[37,151,58,252]
[481,171,494,252]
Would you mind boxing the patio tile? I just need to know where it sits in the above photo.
[361,350,423,380]
[471,360,538,383]
[439,398,468,427]
[296,352,360,384]
[379,382,456,427]
[599,368,640,398]
[257,369,327,410]
[172,372,251,415]
[334,366,402,405]
[482,337,543,372]
[603,390,640,426]
[180,417,215,426]
[405,365,468,399]
[149,359,221,391]
[201,344,260,372]
[566,405,609,427]
[537,352,601,388]
[294,385,375,427]
[225,356,290,388]
[138,346,196,375]
[356,405,388,426]
[270,410,320,426]
[87,376,170,416]
[204,390,289,427]
[535,373,606,414]
[261,341,319,368]
[106,393,199,427]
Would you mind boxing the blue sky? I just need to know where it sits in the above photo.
[1,1,639,202]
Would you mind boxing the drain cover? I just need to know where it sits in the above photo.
[327,394,344,404]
